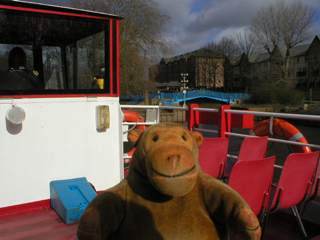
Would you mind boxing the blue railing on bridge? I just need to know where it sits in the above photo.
[121,90,251,106]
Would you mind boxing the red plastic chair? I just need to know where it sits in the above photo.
[228,156,276,219]
[311,236,320,240]
[262,151,320,240]
[224,136,268,178]
[308,152,320,200]
[198,137,229,179]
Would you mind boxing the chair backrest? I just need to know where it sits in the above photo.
[269,151,319,211]
[228,156,276,216]
[198,137,229,179]
[238,136,268,162]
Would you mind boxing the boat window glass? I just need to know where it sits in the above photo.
[0,6,117,96]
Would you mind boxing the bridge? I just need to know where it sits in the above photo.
[121,90,250,106]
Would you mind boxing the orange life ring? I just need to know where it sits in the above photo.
[123,111,147,167]
[124,148,135,164]
[123,110,146,130]
[249,119,311,153]
[124,148,134,178]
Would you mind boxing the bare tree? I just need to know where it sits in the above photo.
[203,37,241,92]
[236,30,258,62]
[192,51,225,91]
[68,0,172,94]
[204,36,242,58]
[250,0,316,85]
[42,47,61,88]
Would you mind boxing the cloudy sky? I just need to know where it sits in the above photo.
[29,0,320,56]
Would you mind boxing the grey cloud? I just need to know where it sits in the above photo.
[186,0,264,33]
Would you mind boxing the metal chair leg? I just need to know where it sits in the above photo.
[291,206,308,240]
[260,213,269,240]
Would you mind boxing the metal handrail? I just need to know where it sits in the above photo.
[226,109,320,121]
[226,132,320,149]
[121,105,188,124]
[121,104,320,158]
[121,104,320,182]
[186,105,320,154]
[123,122,157,126]
[193,107,219,113]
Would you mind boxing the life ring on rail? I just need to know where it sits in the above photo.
[124,148,135,165]
[123,110,146,131]
[124,148,134,178]
[249,118,311,153]
[123,111,147,167]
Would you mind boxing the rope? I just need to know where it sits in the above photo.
[122,116,145,134]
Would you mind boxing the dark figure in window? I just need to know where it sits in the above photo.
[0,47,42,90]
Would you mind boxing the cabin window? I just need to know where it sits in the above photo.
[0,5,120,96]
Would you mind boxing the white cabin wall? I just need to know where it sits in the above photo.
[0,97,123,208]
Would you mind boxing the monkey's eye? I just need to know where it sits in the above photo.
[153,135,159,142]
[182,135,187,141]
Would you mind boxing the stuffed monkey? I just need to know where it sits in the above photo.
[78,122,261,240]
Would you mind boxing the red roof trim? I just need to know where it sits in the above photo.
[110,20,114,94]
[0,94,119,99]
[117,20,121,95]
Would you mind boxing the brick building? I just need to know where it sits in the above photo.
[149,49,225,91]
[150,35,320,98]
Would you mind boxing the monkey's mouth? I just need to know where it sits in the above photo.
[151,165,196,178]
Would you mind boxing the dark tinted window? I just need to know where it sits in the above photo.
[0,5,118,95]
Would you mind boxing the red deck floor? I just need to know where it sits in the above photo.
[0,207,77,240]
[0,205,319,240]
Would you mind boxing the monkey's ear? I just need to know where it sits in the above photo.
[128,128,144,147]
[192,131,203,148]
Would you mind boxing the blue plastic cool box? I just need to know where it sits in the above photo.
[50,177,97,224]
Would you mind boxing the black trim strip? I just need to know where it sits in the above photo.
[104,21,111,93]
[112,20,118,94]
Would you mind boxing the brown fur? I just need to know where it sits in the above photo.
[78,122,261,240]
